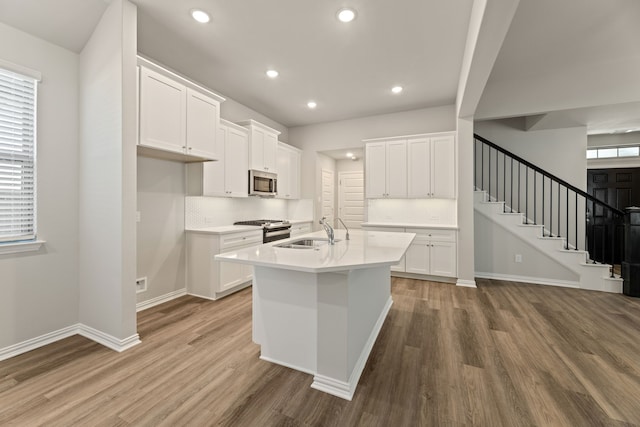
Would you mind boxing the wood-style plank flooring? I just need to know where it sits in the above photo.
[1,278,640,426]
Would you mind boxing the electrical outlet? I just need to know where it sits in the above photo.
[136,277,147,293]
[515,254,522,263]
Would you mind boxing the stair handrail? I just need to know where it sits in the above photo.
[474,133,625,217]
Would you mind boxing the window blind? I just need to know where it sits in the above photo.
[0,67,37,243]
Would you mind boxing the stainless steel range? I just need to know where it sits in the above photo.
[234,219,291,243]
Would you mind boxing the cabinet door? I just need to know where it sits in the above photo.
[219,260,250,292]
[386,140,407,198]
[201,126,227,196]
[288,149,300,199]
[263,132,278,172]
[431,135,455,198]
[405,242,430,274]
[276,145,291,199]
[365,142,387,198]
[407,137,431,198]
[249,128,265,171]
[430,240,457,277]
[225,127,249,197]
[139,67,186,154]
[185,88,219,160]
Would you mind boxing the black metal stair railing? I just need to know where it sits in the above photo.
[474,134,625,278]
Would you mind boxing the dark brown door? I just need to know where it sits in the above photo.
[587,168,640,264]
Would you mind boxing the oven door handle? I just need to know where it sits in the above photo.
[265,229,291,237]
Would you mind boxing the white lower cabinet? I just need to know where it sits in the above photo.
[187,230,262,299]
[290,221,312,237]
[362,225,457,278]
[405,228,457,277]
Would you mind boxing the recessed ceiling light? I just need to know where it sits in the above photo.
[337,8,357,23]
[625,129,633,133]
[266,70,279,78]
[346,152,353,158]
[307,101,317,109]
[191,9,210,23]
[391,86,403,94]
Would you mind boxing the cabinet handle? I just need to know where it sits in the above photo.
[188,147,192,150]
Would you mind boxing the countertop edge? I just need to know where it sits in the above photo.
[361,222,458,230]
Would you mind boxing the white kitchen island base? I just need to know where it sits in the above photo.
[252,265,392,400]
[215,230,415,400]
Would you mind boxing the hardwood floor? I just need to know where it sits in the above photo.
[2,278,640,426]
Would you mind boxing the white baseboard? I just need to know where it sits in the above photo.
[311,296,393,401]
[77,324,141,352]
[475,272,579,288]
[0,323,141,362]
[456,279,477,288]
[0,324,79,362]
[136,288,187,312]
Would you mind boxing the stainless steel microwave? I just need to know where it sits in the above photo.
[249,169,277,197]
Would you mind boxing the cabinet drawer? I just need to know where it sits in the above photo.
[362,226,405,233]
[406,228,456,242]
[220,230,262,250]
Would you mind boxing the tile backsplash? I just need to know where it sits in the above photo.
[186,197,313,228]
[367,198,457,225]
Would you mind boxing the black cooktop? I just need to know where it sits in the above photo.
[234,219,288,226]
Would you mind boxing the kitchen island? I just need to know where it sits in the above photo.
[215,229,415,400]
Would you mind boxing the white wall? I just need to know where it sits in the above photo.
[78,0,138,343]
[137,157,186,303]
[475,118,587,188]
[0,23,80,350]
[475,212,578,284]
[367,199,457,226]
[588,132,640,148]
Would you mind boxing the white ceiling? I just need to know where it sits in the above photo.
[1,0,639,135]
[476,0,640,135]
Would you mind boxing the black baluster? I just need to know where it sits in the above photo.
[518,163,521,216]
[534,172,537,225]
[565,187,569,249]
[523,166,527,224]
[575,192,578,250]
[550,181,553,237]
[474,139,477,189]
[542,176,545,236]
[481,143,484,191]
[503,152,506,212]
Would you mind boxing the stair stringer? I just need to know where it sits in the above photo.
[474,191,622,293]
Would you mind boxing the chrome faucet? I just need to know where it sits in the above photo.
[336,217,350,240]
[319,217,335,245]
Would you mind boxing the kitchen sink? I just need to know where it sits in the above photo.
[275,237,342,249]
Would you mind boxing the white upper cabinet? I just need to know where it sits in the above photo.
[239,120,281,173]
[138,59,224,162]
[276,142,301,199]
[407,134,455,198]
[365,140,407,198]
[139,66,186,154]
[185,88,220,159]
[366,132,455,199]
[430,135,455,199]
[186,120,249,198]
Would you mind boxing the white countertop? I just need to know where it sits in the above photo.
[215,230,415,273]
[185,225,262,235]
[361,222,458,230]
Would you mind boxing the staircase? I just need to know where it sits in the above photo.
[474,134,624,293]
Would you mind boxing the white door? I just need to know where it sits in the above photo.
[338,171,364,229]
[321,169,335,226]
